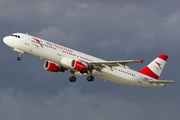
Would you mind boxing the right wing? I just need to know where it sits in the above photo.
[87,60,144,70]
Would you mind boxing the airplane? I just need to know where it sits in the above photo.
[3,33,175,87]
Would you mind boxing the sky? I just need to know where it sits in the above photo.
[0,0,180,120]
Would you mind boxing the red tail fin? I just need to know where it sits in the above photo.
[138,54,168,79]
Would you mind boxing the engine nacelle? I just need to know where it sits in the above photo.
[44,61,65,72]
[71,60,88,71]
[61,58,88,71]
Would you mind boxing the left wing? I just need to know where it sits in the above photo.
[88,60,144,70]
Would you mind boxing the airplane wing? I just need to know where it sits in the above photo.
[88,60,144,70]
[149,80,175,84]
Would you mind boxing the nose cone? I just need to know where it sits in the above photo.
[3,36,9,45]
[3,36,16,48]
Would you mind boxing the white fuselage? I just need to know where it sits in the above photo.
[3,33,165,87]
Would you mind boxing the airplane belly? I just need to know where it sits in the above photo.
[97,69,135,86]
[96,68,157,87]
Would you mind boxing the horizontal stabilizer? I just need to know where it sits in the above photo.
[149,80,175,84]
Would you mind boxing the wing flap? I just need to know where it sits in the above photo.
[88,60,142,69]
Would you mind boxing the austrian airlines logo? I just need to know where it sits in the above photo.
[155,61,162,70]
[33,38,43,48]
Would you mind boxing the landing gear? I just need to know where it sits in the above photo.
[69,71,77,82]
[69,70,94,82]
[87,75,94,82]
[17,53,23,61]
[17,57,22,61]
[87,69,94,82]
[69,76,77,82]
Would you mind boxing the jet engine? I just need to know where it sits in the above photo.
[71,60,88,71]
[44,61,65,72]
[61,58,88,71]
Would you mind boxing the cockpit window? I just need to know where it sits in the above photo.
[11,34,20,38]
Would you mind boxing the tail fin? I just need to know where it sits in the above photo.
[138,54,168,79]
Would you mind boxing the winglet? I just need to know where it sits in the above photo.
[140,60,144,64]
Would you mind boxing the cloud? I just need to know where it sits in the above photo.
[0,87,179,120]
[1,0,180,120]
[1,0,180,54]
[36,27,77,45]
[91,31,157,54]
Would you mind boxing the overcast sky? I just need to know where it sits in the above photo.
[1,0,180,120]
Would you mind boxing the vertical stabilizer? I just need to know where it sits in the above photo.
[138,54,168,79]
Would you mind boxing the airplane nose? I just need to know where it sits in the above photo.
[3,36,19,48]
[3,36,9,45]
[3,36,15,47]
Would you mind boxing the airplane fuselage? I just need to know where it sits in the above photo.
[3,33,166,87]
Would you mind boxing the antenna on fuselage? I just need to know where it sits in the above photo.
[26,33,28,35]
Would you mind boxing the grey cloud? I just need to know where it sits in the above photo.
[2,0,179,54]
[0,88,179,120]
[36,27,77,45]
[1,0,180,120]
[91,31,157,54]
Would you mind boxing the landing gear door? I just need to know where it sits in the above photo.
[25,38,30,46]
[92,69,102,76]
[57,48,62,56]
[138,76,144,84]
